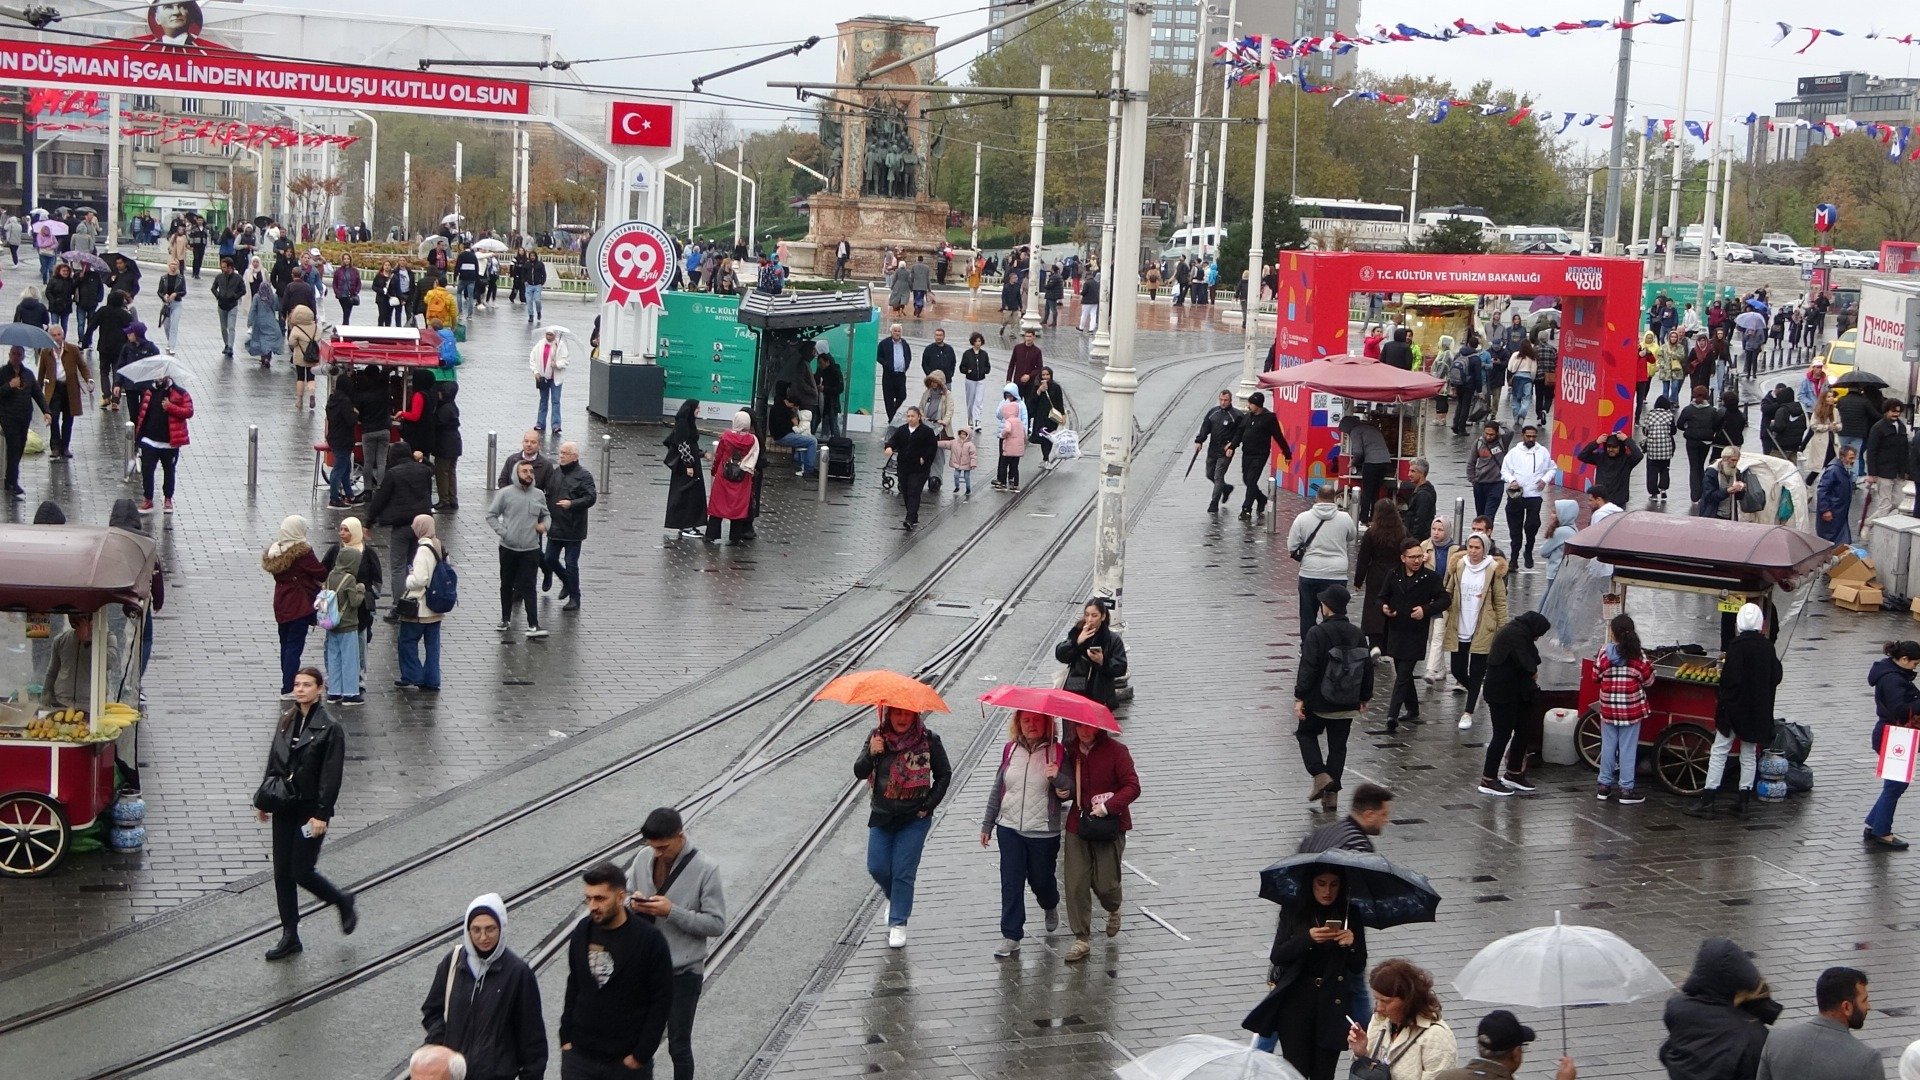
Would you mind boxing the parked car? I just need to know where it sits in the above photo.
[1717,243,1755,263]
[1750,246,1794,266]
[1790,247,1822,265]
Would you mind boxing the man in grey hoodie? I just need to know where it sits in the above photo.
[627,807,727,1080]
[486,459,549,639]
[1287,484,1358,639]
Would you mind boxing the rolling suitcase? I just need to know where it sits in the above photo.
[826,436,856,482]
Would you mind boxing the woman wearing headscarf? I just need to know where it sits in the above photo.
[855,705,952,949]
[397,514,445,693]
[704,410,758,544]
[286,297,319,408]
[263,515,328,697]
[1443,533,1509,733]
[246,275,285,370]
[662,398,707,538]
[318,517,380,706]
[255,665,354,961]
[1480,611,1551,797]
[421,894,548,1080]
[1244,868,1366,1080]
[1688,603,1781,820]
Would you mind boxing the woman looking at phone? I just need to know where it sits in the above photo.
[1347,959,1458,1079]
[1243,869,1366,1080]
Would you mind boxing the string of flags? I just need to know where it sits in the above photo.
[1212,12,1681,62]
[9,89,359,149]
[1771,24,1920,54]
[1206,57,1920,161]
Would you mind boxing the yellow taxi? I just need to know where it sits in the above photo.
[1818,328,1859,379]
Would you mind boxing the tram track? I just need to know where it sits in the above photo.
[46,351,1237,1080]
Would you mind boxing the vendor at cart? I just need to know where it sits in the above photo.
[40,612,120,712]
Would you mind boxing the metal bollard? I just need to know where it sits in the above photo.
[599,434,612,502]
[1453,495,1466,541]
[246,425,258,498]
[485,431,498,491]
[817,439,828,502]
[123,421,136,485]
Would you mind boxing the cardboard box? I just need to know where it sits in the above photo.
[1910,596,1920,622]
[1830,552,1878,587]
[1834,582,1886,611]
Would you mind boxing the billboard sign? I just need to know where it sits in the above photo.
[1798,74,1849,97]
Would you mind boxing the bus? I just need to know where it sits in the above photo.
[1295,197,1406,251]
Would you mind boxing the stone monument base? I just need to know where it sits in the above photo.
[804,193,950,279]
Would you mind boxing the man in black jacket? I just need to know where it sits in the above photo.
[1379,326,1415,371]
[1226,391,1293,521]
[1575,433,1644,511]
[352,368,394,489]
[1865,399,1909,524]
[560,863,673,1079]
[368,440,433,618]
[432,382,462,512]
[1293,584,1374,811]
[1194,389,1242,513]
[920,327,956,385]
[1401,456,1437,539]
[209,257,246,358]
[1677,386,1719,504]
[884,406,941,530]
[1836,388,1879,476]
[1380,539,1449,733]
[876,324,912,424]
[543,441,597,612]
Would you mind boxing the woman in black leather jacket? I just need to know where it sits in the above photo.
[1056,598,1128,709]
[256,666,356,960]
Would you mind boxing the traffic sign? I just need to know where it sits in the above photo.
[1815,203,1839,233]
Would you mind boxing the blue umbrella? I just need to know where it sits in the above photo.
[1258,849,1441,929]
[0,323,56,351]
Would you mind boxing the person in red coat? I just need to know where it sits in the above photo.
[262,515,328,696]
[1051,721,1140,964]
[132,374,193,513]
[705,410,759,544]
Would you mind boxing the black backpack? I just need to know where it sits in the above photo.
[1319,645,1373,709]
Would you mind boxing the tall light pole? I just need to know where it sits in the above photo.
[1662,0,1699,280]
[1094,2,1151,606]
[732,142,745,248]
[1694,0,1732,291]
[1629,131,1649,261]
[1211,0,1236,256]
[1712,146,1732,296]
[346,109,377,231]
[1198,150,1211,250]
[453,140,463,225]
[1181,0,1206,237]
[401,151,411,239]
[1236,34,1272,404]
[969,140,982,253]
[1600,0,1637,254]
[1022,64,1052,333]
[1091,50,1121,365]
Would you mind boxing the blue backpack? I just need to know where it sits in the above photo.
[424,544,458,613]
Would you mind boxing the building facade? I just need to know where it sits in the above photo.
[986,0,1358,80]
[1764,72,1920,162]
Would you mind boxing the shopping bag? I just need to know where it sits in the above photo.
[1877,724,1919,783]
[1052,427,1081,460]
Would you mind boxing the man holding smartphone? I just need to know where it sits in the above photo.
[626,808,727,1080]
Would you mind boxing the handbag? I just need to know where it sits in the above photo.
[253,773,296,815]
[1074,759,1123,842]
[1290,516,1328,562]
[723,457,745,483]
[1350,1023,1429,1080]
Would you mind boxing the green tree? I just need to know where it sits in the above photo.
[1408,217,1491,253]
[1217,192,1308,275]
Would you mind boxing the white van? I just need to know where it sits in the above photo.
[1498,226,1578,254]
[1418,209,1495,230]
[1162,225,1223,260]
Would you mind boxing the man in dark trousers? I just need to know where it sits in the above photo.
[559,862,673,1080]
[1226,390,1292,520]
[1576,432,1644,511]
[876,323,913,425]
[920,326,956,385]
[883,405,940,531]
[1865,398,1909,524]
[626,808,728,1080]
[366,439,434,619]
[1380,538,1450,733]
[1194,389,1242,514]
[1293,584,1375,812]
[542,441,598,612]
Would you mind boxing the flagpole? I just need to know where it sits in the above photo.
[1661,0,1698,282]
[1694,0,1732,292]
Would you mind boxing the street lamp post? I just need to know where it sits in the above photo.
[1599,0,1637,255]
[346,109,378,231]
[1093,1,1152,607]
[1694,0,1732,291]
[401,151,411,239]
[1022,64,1052,333]
[1236,34,1272,405]
[732,142,744,249]
[1629,132,1648,260]
[1211,0,1236,257]
[1661,0,1698,280]
[712,156,758,255]
[1091,49,1121,365]
[1182,0,1206,237]
[969,141,981,253]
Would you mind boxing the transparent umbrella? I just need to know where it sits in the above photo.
[1453,911,1673,1055]
[1116,1036,1305,1080]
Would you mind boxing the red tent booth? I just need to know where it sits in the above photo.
[1266,251,1644,496]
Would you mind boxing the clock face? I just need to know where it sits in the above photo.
[860,38,876,53]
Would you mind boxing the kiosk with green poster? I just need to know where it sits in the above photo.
[655,292,879,430]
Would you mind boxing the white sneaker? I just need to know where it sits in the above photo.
[993,937,1020,958]
[524,627,550,639]
[1477,783,1513,797]
[1457,712,1474,730]
[887,926,907,948]
[1449,681,1468,693]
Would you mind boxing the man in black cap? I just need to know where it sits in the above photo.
[1435,1009,1576,1080]
[1291,584,1373,813]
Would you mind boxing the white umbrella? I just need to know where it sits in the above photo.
[1453,911,1674,1056]
[1116,1036,1304,1080]
[116,355,192,387]
[535,325,575,338]
[441,213,464,225]
[472,238,509,254]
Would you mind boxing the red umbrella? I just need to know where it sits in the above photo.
[1258,355,1445,403]
[979,685,1119,732]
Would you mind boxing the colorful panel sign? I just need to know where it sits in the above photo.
[654,292,878,429]
[0,38,531,116]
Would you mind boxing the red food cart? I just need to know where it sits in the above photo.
[0,524,157,875]
[315,325,447,495]
[1552,512,1838,795]
[1257,354,1444,509]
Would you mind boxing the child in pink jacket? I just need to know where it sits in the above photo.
[940,427,978,496]
[993,382,1029,492]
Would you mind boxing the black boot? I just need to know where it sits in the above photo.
[339,894,358,936]
[1732,789,1750,819]
[1684,791,1717,819]
[264,933,303,961]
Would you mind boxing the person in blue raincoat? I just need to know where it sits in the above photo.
[1816,445,1858,545]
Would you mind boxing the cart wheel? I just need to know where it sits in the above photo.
[1575,708,1604,770]
[0,792,68,877]
[1654,725,1715,797]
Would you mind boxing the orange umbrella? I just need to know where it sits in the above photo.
[815,669,949,714]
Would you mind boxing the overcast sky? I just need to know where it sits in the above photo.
[321,0,1913,149]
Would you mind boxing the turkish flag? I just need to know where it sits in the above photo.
[610,101,673,148]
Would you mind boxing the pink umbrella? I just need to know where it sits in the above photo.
[979,685,1119,732]
[1258,355,1445,403]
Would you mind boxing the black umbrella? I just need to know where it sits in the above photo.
[1258,849,1441,929]
[1835,370,1888,390]
[253,215,273,228]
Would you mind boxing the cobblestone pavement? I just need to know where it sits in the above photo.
[0,260,1247,971]
[762,395,1920,1076]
